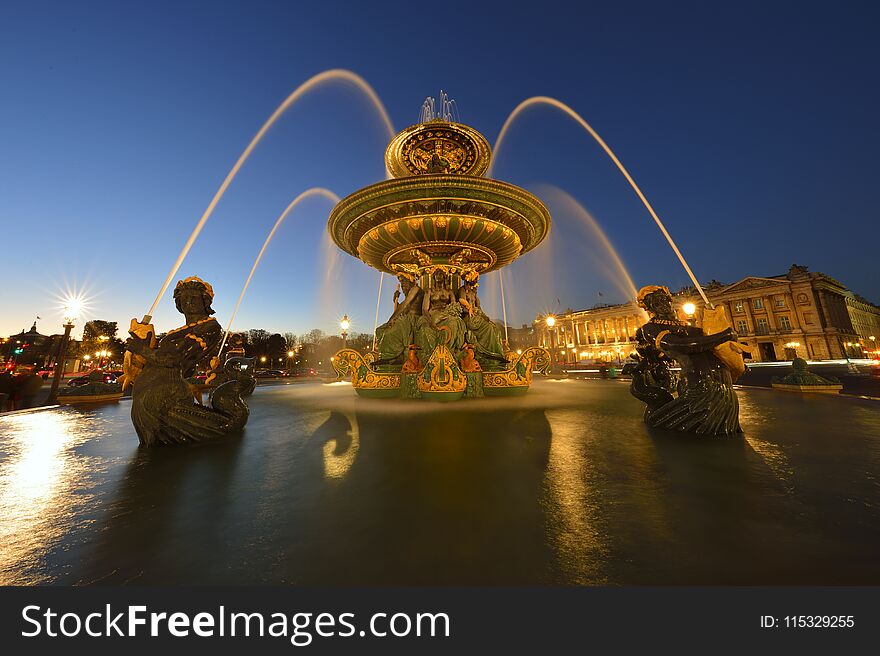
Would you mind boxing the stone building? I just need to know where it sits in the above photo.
[536,264,880,363]
[535,302,644,364]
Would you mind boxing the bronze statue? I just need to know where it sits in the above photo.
[457,270,507,367]
[125,277,254,446]
[416,267,466,356]
[373,273,424,365]
[630,285,743,435]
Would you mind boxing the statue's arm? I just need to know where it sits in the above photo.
[126,335,179,367]
[658,327,736,354]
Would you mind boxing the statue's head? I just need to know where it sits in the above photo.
[173,276,215,318]
[397,272,417,291]
[431,267,449,287]
[637,285,674,319]
[462,270,480,288]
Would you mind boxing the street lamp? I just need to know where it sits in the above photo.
[340,314,350,348]
[682,302,696,326]
[544,315,557,370]
[842,341,858,373]
[287,350,295,372]
[48,295,84,404]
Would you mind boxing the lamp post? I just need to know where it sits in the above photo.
[842,341,859,373]
[545,315,557,371]
[287,350,295,372]
[340,314,350,348]
[47,296,83,404]
[682,301,697,327]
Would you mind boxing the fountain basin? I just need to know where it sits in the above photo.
[2,379,879,585]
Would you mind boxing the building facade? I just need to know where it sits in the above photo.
[536,302,645,364]
[536,264,880,363]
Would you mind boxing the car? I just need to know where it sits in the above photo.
[37,368,54,380]
[67,371,118,386]
[290,367,317,377]
[255,369,287,378]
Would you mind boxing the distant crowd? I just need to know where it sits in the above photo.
[0,367,44,411]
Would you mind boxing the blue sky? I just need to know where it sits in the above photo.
[2,1,878,338]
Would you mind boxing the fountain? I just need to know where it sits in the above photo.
[328,102,552,401]
[3,77,879,587]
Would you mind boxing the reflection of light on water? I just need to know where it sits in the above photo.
[323,412,359,480]
[738,392,794,493]
[0,410,92,584]
[544,408,608,583]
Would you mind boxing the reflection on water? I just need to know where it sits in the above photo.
[544,408,608,583]
[1,382,878,585]
[0,410,96,584]
[318,412,359,480]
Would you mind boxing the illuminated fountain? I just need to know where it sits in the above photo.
[329,96,552,401]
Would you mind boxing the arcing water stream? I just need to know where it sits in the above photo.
[492,96,711,306]
[218,188,341,355]
[144,69,395,324]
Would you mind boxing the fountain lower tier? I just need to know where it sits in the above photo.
[333,346,552,402]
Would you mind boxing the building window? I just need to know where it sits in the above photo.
[733,301,743,313]
[736,319,748,334]
[753,298,764,310]
[756,317,769,334]
[775,296,786,307]
[778,315,792,331]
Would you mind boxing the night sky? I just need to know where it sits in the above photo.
[2,1,878,338]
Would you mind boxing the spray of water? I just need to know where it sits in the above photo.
[218,188,340,355]
[534,184,647,320]
[145,69,395,322]
[491,96,710,305]
[372,273,384,350]
[498,269,509,344]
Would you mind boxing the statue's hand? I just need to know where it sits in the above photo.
[393,289,401,302]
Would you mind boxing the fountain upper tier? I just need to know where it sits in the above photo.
[328,119,551,274]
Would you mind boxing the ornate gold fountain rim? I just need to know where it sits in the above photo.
[328,175,550,274]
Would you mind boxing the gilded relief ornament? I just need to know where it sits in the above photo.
[385,121,491,178]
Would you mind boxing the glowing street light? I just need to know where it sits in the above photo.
[49,294,88,403]
[682,302,696,317]
[545,315,556,327]
[340,314,350,347]
[61,295,86,324]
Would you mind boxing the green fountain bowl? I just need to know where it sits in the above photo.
[419,390,466,403]
[327,175,551,274]
[483,386,530,397]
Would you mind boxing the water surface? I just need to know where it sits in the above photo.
[1,380,878,585]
